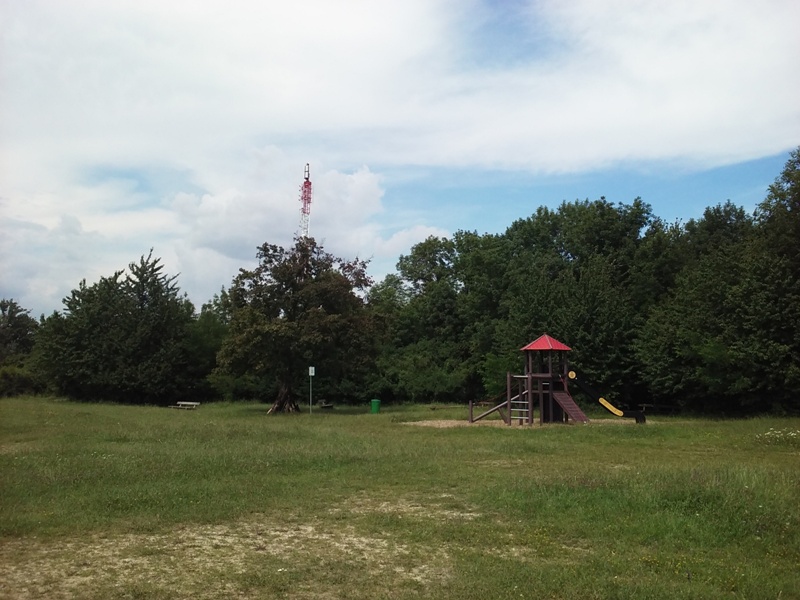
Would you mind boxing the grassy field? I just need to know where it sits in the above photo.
[1,396,799,599]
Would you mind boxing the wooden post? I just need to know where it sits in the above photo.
[506,371,512,425]
[547,352,553,422]
[538,375,543,425]
[527,372,534,425]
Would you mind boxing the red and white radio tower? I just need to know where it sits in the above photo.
[298,163,312,238]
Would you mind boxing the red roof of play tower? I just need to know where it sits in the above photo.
[520,334,571,352]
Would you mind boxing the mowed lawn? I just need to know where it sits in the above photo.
[1,397,799,599]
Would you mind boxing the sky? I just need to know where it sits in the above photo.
[1,0,799,317]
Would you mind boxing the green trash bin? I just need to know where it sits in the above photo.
[370,398,381,414]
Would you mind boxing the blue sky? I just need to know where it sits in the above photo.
[379,152,791,236]
[1,0,798,316]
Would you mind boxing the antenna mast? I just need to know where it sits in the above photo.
[298,163,312,238]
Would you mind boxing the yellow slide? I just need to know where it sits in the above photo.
[567,371,646,424]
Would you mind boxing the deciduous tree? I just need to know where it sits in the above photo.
[217,237,374,413]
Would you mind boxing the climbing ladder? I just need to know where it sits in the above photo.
[509,392,532,424]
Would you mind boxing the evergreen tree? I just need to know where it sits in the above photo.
[0,299,38,366]
[34,251,195,403]
[0,298,41,396]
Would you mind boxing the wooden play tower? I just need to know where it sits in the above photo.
[469,334,589,426]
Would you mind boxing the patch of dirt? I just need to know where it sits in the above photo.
[403,418,655,428]
[0,514,453,599]
[403,419,508,428]
[332,492,482,521]
[475,458,528,468]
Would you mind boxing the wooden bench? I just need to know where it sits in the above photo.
[169,401,200,410]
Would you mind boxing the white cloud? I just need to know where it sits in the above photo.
[376,226,452,260]
[1,0,798,314]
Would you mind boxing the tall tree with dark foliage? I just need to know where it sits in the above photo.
[217,237,374,413]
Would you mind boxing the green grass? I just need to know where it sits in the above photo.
[1,396,799,599]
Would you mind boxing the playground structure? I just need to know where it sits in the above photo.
[468,334,645,425]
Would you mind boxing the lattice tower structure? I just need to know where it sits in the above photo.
[299,163,312,238]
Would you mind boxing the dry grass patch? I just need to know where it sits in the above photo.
[0,441,37,455]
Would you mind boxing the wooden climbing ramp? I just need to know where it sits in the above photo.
[551,392,589,423]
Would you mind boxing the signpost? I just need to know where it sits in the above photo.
[308,366,315,414]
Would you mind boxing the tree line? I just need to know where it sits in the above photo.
[2,148,798,414]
